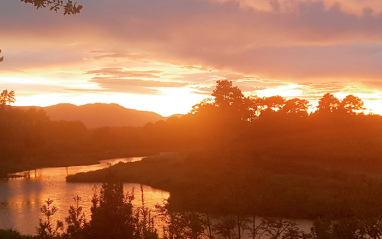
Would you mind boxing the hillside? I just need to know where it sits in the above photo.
[18,103,165,128]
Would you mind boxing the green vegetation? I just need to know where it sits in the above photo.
[3,80,382,236]
[2,80,378,178]
[0,94,156,178]
[67,152,382,220]
[66,80,382,221]
[6,180,382,239]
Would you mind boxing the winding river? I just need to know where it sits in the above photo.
[0,157,169,235]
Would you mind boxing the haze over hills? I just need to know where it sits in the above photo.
[17,103,166,128]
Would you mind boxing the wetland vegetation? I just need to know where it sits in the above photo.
[2,80,382,238]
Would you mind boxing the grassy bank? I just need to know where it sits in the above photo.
[66,151,382,220]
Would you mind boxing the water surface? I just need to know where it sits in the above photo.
[0,157,169,235]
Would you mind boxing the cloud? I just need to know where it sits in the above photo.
[95,0,382,82]
[4,0,382,72]
[0,83,67,95]
[62,88,106,93]
[2,0,382,102]
[86,68,162,78]
[89,76,188,94]
[91,77,187,88]
[0,46,84,71]
[361,81,382,90]
[83,67,188,94]
[228,44,382,80]
[301,82,347,99]
[82,50,151,62]
[212,0,382,16]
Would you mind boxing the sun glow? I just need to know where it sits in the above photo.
[0,76,48,85]
[13,93,109,107]
[364,100,382,115]
[12,87,208,117]
[257,84,303,98]
[143,87,207,116]
[333,92,382,115]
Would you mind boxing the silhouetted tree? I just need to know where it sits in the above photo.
[157,201,205,239]
[36,198,64,238]
[281,98,310,119]
[246,96,263,121]
[21,0,82,15]
[210,80,253,122]
[243,216,266,239]
[260,218,306,239]
[212,80,244,109]
[65,196,87,239]
[213,215,237,239]
[339,95,365,115]
[190,98,215,115]
[262,96,285,112]
[87,181,135,239]
[254,95,286,122]
[310,217,369,239]
[316,93,340,115]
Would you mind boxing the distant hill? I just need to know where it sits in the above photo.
[18,103,165,128]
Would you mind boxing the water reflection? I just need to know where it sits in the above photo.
[0,157,169,235]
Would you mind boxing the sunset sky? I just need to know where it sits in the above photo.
[1,0,382,116]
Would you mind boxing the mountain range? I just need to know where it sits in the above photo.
[17,103,168,128]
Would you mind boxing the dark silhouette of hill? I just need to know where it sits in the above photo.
[18,103,164,128]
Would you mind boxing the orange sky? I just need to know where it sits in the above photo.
[1,0,382,116]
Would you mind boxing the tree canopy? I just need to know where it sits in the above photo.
[280,98,310,119]
[340,94,365,115]
[21,0,83,15]
[0,89,15,106]
[317,93,341,115]
[212,80,244,109]
[192,80,368,124]
[88,179,136,239]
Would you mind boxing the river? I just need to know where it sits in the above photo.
[0,157,170,235]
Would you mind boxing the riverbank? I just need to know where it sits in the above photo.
[0,156,169,236]
[66,151,382,220]
[1,149,158,179]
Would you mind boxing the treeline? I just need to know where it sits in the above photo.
[65,81,382,223]
[143,79,379,142]
[138,80,382,173]
[2,81,382,176]
[0,103,154,177]
[0,105,91,176]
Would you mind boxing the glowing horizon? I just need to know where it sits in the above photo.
[10,83,382,117]
[1,0,382,117]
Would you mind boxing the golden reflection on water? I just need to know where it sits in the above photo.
[0,157,169,235]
